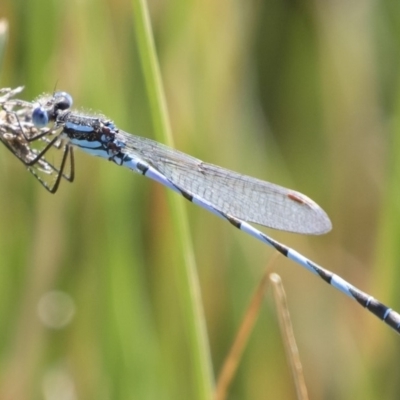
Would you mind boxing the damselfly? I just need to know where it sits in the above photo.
[1,87,399,334]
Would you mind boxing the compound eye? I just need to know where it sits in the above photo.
[32,106,49,128]
[54,91,73,110]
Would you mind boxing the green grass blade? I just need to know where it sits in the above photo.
[0,19,8,71]
[130,1,214,399]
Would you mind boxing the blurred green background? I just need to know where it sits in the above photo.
[1,0,400,399]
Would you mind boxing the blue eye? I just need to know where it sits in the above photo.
[32,107,49,127]
[54,91,73,110]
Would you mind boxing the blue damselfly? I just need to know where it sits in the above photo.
[1,87,399,334]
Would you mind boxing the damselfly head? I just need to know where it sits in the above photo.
[32,91,73,128]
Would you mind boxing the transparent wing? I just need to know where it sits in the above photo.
[116,131,332,235]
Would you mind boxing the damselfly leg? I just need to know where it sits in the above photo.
[0,87,74,192]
